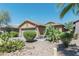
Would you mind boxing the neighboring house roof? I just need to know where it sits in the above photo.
[45,21,64,26]
[73,20,79,24]
[0,24,18,29]
[18,19,64,28]
[45,22,56,25]
[19,20,45,28]
[7,25,19,29]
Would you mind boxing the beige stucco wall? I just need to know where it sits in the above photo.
[19,21,64,38]
[19,22,41,37]
[54,26,63,32]
[57,27,63,32]
[36,27,40,37]
[37,26,45,35]
[74,22,79,34]
[20,22,36,29]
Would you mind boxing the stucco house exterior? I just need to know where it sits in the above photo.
[18,20,65,37]
[45,22,65,32]
[73,20,79,34]
[19,20,45,37]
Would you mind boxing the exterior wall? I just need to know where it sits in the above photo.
[58,27,63,32]
[19,28,37,37]
[54,25,64,32]
[19,28,22,37]
[19,22,36,37]
[37,26,46,35]
[36,27,40,37]
[19,21,65,37]
[19,22,40,37]
[74,22,79,34]
[19,22,36,29]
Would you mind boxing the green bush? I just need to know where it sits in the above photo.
[0,32,25,53]
[0,40,25,53]
[23,30,36,42]
[45,25,61,42]
[0,32,10,42]
[60,31,73,48]
[10,31,18,37]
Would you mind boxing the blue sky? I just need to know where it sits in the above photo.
[0,3,78,26]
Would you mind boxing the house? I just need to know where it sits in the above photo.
[0,25,19,34]
[45,22,65,32]
[18,20,65,37]
[19,20,46,37]
[73,20,79,34]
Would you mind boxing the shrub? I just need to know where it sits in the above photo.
[0,32,10,42]
[11,40,25,50]
[0,32,25,52]
[64,21,74,32]
[74,33,79,39]
[0,40,25,53]
[10,31,18,37]
[23,30,36,42]
[45,25,61,42]
[60,31,73,48]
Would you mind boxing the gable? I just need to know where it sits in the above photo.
[45,22,62,26]
[45,22,55,25]
[19,22,37,29]
[73,20,79,24]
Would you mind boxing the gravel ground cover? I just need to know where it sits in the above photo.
[0,41,54,56]
[0,39,78,56]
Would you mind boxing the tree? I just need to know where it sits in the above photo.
[64,21,74,32]
[0,10,10,26]
[58,21,74,48]
[59,3,79,18]
[58,4,77,47]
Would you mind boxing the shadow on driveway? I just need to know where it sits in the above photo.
[26,40,37,43]
[57,44,79,56]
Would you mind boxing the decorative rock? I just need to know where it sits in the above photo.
[53,47,57,56]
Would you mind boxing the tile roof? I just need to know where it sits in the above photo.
[73,20,79,24]
[18,19,64,28]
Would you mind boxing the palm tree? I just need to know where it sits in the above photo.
[64,21,74,31]
[59,3,79,18]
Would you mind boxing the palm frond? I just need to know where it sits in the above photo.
[57,3,65,8]
[75,4,79,15]
[60,3,75,18]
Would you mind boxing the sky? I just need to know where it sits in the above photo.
[0,3,78,26]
